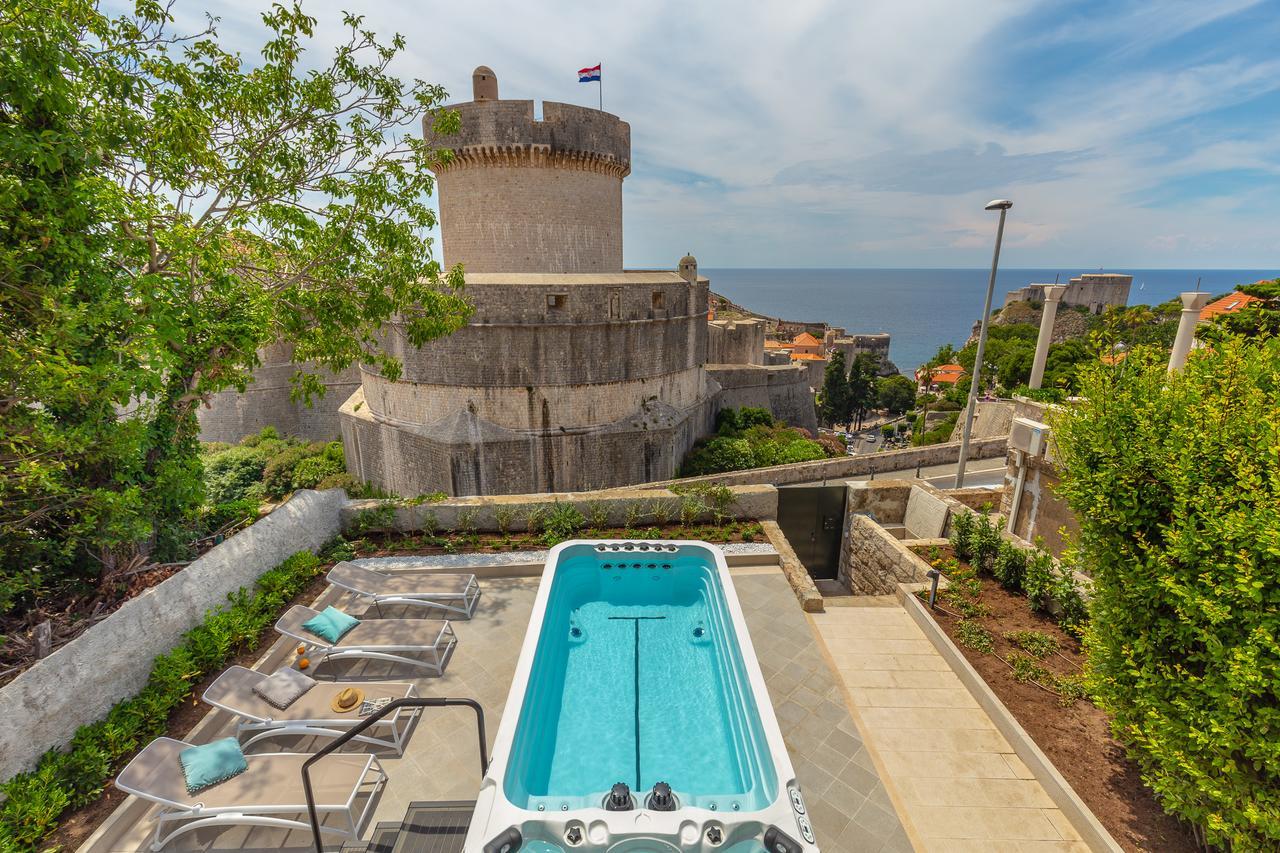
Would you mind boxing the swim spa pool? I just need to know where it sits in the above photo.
[465,540,818,852]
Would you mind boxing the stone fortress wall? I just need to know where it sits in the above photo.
[707,317,766,365]
[200,66,817,488]
[196,341,359,444]
[1004,273,1132,314]
[338,67,815,496]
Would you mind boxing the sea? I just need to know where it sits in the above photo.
[703,268,1277,376]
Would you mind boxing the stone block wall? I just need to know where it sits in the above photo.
[341,386,715,497]
[0,489,347,782]
[707,363,818,434]
[839,513,933,594]
[706,317,765,366]
[1003,273,1132,315]
[197,343,359,443]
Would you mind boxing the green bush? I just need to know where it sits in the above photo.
[0,550,325,849]
[1052,337,1280,847]
[259,442,326,499]
[682,408,823,475]
[290,454,345,490]
[542,503,585,545]
[202,445,267,504]
[314,472,361,495]
[991,540,1028,592]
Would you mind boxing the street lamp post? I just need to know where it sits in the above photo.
[955,199,1012,488]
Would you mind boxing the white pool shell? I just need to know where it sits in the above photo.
[463,540,820,852]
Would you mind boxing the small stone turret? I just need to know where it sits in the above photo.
[679,253,698,284]
[472,65,498,100]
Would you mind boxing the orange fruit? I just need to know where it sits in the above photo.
[296,644,306,655]
[298,658,310,669]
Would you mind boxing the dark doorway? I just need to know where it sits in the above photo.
[776,485,846,580]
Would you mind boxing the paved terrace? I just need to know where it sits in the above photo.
[84,550,917,852]
[813,598,1090,852]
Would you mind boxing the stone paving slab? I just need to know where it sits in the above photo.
[812,599,1088,851]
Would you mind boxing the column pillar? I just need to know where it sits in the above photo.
[1168,292,1212,373]
[1028,285,1067,389]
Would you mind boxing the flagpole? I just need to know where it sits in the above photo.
[598,62,603,111]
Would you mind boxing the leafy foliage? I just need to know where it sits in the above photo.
[1,0,470,618]
[0,550,325,848]
[876,373,916,415]
[1052,335,1280,847]
[681,408,825,476]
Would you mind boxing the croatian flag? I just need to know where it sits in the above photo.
[578,63,601,82]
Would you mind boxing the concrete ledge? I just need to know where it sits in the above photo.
[0,488,348,783]
[898,586,1123,853]
[761,521,823,612]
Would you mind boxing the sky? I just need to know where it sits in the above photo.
[165,0,1280,269]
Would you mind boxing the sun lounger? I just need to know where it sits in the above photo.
[276,605,457,677]
[326,561,481,618]
[202,666,419,753]
[114,737,386,850]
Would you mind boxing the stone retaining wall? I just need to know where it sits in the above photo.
[0,489,347,782]
[341,484,778,534]
[842,514,934,595]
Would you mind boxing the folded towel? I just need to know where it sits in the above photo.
[301,606,359,643]
[252,667,316,710]
[179,737,248,794]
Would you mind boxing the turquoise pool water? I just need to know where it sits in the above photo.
[503,544,778,813]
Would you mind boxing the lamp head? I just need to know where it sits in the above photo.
[984,199,1013,211]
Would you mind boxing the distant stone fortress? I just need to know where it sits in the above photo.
[200,67,825,496]
[1003,273,1132,314]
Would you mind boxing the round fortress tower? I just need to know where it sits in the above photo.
[426,67,630,274]
[339,68,720,496]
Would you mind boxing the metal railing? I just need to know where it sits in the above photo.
[301,697,489,853]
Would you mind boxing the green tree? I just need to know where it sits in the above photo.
[818,350,851,427]
[876,373,916,414]
[846,353,878,430]
[1,0,473,606]
[1052,337,1280,847]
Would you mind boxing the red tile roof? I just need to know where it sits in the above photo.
[791,332,822,347]
[1200,292,1264,320]
[790,352,826,361]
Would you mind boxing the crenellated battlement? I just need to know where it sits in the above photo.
[427,99,630,176]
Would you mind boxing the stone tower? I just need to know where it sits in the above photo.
[339,68,719,497]
[429,68,628,274]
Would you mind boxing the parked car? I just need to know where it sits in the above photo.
[864,434,877,442]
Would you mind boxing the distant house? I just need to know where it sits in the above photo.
[915,363,965,393]
[1199,291,1263,320]
[789,332,823,357]
[1100,351,1128,365]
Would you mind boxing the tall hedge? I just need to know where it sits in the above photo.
[1051,337,1280,847]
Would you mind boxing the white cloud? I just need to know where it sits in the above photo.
[140,0,1280,267]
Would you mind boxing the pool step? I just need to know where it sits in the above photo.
[342,801,476,853]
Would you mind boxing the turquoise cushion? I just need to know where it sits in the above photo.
[301,606,359,644]
[179,737,247,795]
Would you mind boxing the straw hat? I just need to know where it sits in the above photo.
[330,686,364,714]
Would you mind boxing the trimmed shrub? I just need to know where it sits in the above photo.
[314,472,361,495]
[202,445,267,504]
[290,454,344,491]
[1052,337,1280,847]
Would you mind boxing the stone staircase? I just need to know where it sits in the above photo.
[341,800,475,853]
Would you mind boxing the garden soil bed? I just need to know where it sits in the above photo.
[915,546,1197,853]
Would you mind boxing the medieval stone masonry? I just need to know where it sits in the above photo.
[201,66,816,495]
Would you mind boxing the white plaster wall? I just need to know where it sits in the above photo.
[0,489,348,782]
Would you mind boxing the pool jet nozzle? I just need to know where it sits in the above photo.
[646,781,677,811]
[605,782,634,811]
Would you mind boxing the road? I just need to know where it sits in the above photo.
[785,457,1008,490]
